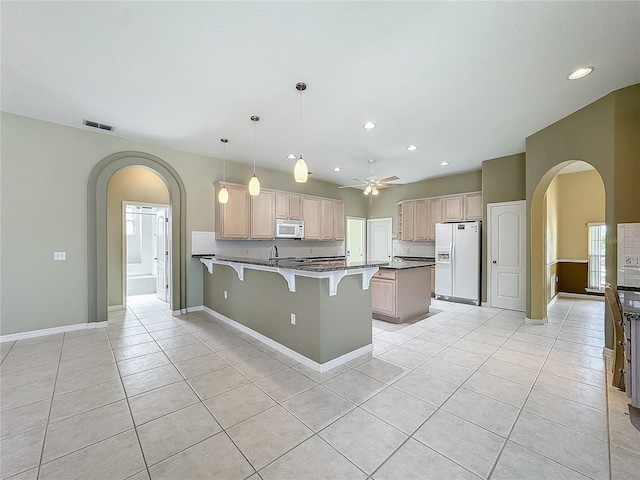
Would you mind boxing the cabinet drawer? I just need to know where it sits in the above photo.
[374,269,396,280]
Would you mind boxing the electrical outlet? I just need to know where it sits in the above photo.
[407,247,411,253]
[224,291,228,299]
[54,252,66,261]
[245,249,249,255]
[290,313,296,325]
[310,248,313,254]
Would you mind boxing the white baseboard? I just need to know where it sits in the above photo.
[0,321,108,343]
[558,292,604,301]
[108,305,124,312]
[525,317,548,325]
[201,306,372,373]
[186,306,203,313]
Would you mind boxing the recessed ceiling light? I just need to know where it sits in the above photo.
[440,161,449,166]
[363,122,376,130]
[287,154,296,160]
[568,66,594,80]
[407,145,418,151]
[333,167,341,172]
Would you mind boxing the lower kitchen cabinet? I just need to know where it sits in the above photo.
[372,266,432,323]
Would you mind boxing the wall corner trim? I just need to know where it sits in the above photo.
[525,317,548,325]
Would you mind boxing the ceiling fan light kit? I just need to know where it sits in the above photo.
[340,158,402,196]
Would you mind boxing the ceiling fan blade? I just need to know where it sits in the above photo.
[377,183,404,189]
[338,184,368,189]
[378,176,399,183]
[348,177,368,184]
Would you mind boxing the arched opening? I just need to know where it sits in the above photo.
[88,152,186,324]
[530,160,606,324]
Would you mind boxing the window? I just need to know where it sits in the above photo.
[588,223,606,291]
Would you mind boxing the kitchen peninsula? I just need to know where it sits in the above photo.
[198,255,387,371]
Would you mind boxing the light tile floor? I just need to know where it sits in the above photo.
[1,295,639,479]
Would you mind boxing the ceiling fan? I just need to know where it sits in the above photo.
[339,159,403,195]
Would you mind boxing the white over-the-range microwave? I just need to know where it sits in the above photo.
[275,219,304,239]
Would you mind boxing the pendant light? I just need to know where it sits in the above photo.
[218,138,229,204]
[294,82,309,183]
[248,116,261,196]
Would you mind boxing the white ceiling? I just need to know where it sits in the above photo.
[2,2,639,186]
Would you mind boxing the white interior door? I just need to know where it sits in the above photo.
[156,208,169,303]
[367,218,392,262]
[489,201,526,311]
[346,217,366,262]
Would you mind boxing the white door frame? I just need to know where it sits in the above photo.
[346,216,366,262]
[122,201,171,310]
[487,200,526,311]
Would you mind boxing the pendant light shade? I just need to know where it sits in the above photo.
[218,138,229,204]
[294,82,309,183]
[249,116,261,196]
[294,155,308,183]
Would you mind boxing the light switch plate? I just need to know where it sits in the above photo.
[54,252,66,261]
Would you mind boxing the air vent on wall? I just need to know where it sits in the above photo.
[83,119,115,132]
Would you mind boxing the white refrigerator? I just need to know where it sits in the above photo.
[435,221,481,305]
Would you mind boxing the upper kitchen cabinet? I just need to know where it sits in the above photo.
[275,192,290,219]
[320,200,335,240]
[289,194,302,220]
[333,201,345,240]
[302,196,321,240]
[464,192,483,220]
[414,200,428,241]
[443,195,464,222]
[401,201,415,241]
[215,182,250,239]
[427,197,442,241]
[251,190,276,239]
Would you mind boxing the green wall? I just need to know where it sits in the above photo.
[480,153,527,302]
[203,265,372,363]
[525,84,639,345]
[0,112,366,335]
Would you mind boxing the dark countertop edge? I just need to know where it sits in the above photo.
[618,285,640,292]
[393,256,436,261]
[197,255,387,272]
[380,262,435,270]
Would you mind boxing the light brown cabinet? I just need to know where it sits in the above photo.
[372,267,432,323]
[275,192,290,219]
[414,200,428,241]
[427,197,443,241]
[334,202,345,240]
[251,190,275,239]
[401,202,415,241]
[289,194,302,220]
[215,183,250,239]
[398,192,481,242]
[443,195,464,222]
[320,200,335,240]
[302,196,321,240]
[464,192,483,220]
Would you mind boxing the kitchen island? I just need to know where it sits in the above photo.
[371,259,435,324]
[198,255,387,371]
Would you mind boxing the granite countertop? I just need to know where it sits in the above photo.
[618,287,640,321]
[195,254,388,272]
[393,256,436,262]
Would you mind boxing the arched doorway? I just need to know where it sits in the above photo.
[530,160,606,324]
[88,152,186,324]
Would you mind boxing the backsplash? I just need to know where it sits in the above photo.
[192,231,345,258]
[393,240,435,258]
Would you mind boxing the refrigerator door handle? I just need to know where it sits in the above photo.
[450,241,454,293]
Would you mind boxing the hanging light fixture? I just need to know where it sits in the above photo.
[248,116,261,196]
[294,82,309,183]
[218,138,230,204]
